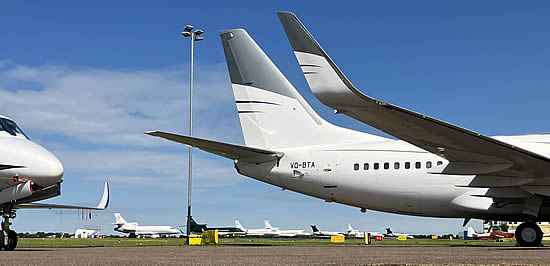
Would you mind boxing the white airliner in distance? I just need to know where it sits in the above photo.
[235,220,279,237]
[0,115,109,250]
[271,220,311,237]
[236,220,310,237]
[114,213,181,238]
[147,12,550,247]
[310,225,343,237]
[384,228,414,239]
[346,224,383,238]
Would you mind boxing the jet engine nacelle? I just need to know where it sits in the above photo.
[0,181,33,205]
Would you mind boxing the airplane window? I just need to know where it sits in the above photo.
[0,118,29,138]
[426,162,432,169]
[354,163,359,171]
[437,161,443,166]
[405,162,410,169]
[384,162,389,170]
[394,162,399,169]
[374,163,379,170]
[415,162,421,169]
[363,163,369,170]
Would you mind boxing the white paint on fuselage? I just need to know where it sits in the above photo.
[237,136,550,220]
[0,117,64,190]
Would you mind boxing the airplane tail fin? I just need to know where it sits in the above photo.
[189,217,207,233]
[220,29,381,150]
[467,227,476,237]
[347,224,353,232]
[235,220,247,232]
[310,225,319,232]
[264,220,273,229]
[114,213,127,225]
[385,228,393,235]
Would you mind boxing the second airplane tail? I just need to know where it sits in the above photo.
[114,213,127,225]
[235,220,247,232]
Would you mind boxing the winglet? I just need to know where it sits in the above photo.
[95,182,109,210]
[277,11,365,108]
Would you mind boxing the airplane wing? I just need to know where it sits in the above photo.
[146,131,284,163]
[16,182,109,210]
[277,12,550,179]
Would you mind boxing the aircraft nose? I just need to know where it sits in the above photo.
[28,150,64,187]
[26,142,64,186]
[43,155,64,182]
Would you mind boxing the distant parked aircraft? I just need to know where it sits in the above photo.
[345,224,383,238]
[235,220,279,237]
[190,217,245,236]
[268,221,310,237]
[384,228,414,239]
[114,213,181,238]
[310,225,343,237]
[467,227,514,240]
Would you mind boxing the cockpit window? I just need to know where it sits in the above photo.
[0,118,29,139]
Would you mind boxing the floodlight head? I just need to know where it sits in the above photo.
[184,25,194,32]
[182,31,192,37]
[194,29,204,35]
[195,36,204,41]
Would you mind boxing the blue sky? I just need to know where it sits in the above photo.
[1,1,549,235]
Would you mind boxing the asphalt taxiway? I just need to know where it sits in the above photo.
[3,245,550,265]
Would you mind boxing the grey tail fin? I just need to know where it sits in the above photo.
[219,28,379,150]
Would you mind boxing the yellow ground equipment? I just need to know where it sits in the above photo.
[330,235,345,243]
[188,235,202,245]
[202,230,219,244]
[398,235,407,241]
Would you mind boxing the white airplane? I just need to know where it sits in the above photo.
[346,224,383,238]
[0,115,109,250]
[267,220,310,237]
[114,213,181,238]
[310,225,343,237]
[147,12,550,247]
[235,220,279,237]
[384,228,414,239]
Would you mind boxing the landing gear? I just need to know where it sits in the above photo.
[0,204,17,251]
[515,222,543,247]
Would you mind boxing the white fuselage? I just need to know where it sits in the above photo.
[278,229,310,237]
[236,135,550,221]
[0,116,64,197]
[115,223,180,236]
[243,227,280,237]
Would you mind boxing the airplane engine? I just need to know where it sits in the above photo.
[0,182,33,205]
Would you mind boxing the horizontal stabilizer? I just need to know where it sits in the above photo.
[17,182,109,210]
[146,131,284,163]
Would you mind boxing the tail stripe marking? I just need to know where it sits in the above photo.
[235,100,280,105]
[238,110,264,114]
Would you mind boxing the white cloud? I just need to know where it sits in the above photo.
[0,62,243,147]
[0,61,246,190]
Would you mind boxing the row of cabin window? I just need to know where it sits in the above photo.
[353,161,443,171]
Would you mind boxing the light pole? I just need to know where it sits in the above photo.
[182,25,204,242]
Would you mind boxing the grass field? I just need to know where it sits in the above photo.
[17,237,544,248]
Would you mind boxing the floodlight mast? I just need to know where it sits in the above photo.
[181,25,204,243]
